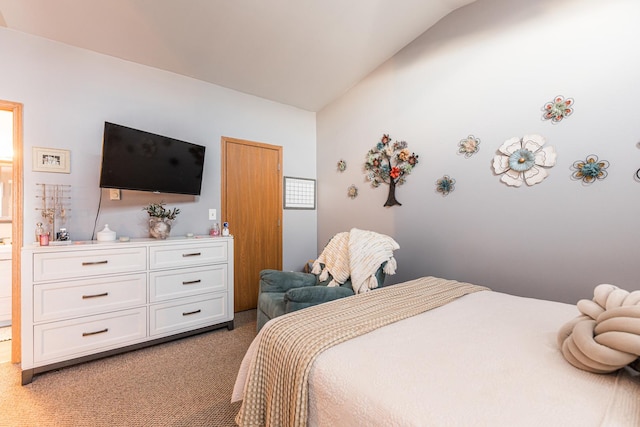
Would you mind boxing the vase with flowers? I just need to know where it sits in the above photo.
[143,202,180,239]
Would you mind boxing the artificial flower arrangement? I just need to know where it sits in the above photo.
[143,202,180,220]
[364,134,419,206]
[143,202,180,239]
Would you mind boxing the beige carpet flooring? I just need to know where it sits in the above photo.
[0,309,257,427]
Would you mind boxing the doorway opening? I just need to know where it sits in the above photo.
[0,100,23,364]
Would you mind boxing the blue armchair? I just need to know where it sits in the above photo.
[256,264,387,332]
[257,228,400,332]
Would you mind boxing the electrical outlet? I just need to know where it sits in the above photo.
[109,189,121,200]
[208,209,217,221]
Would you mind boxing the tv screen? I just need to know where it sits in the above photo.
[99,122,206,195]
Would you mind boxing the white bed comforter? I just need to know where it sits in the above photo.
[234,290,640,426]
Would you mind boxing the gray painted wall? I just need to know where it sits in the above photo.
[317,0,640,303]
[0,26,317,272]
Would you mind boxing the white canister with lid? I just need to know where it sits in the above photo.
[97,224,117,242]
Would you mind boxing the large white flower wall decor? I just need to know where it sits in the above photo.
[492,134,557,187]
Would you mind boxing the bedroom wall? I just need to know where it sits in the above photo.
[316,0,640,303]
[0,26,317,271]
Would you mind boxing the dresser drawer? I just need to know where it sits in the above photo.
[33,273,147,323]
[0,296,10,324]
[33,247,147,282]
[33,307,147,364]
[149,265,227,303]
[0,259,11,298]
[149,241,227,270]
[149,294,228,337]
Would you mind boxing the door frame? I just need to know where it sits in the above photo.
[0,100,23,363]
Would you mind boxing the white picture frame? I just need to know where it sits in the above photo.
[32,147,70,173]
[284,176,316,210]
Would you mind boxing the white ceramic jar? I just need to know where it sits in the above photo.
[96,224,117,241]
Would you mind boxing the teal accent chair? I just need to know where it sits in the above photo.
[256,263,387,332]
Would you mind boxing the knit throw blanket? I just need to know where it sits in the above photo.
[311,228,399,294]
[235,276,489,427]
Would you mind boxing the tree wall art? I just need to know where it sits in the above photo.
[364,134,419,206]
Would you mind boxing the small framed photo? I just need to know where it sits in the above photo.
[32,147,70,173]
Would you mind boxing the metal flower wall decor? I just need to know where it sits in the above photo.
[365,134,419,207]
[492,134,557,187]
[347,185,358,199]
[542,95,574,123]
[571,155,609,183]
[337,159,347,172]
[436,175,456,196]
[458,135,480,158]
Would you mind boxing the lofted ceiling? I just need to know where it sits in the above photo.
[0,0,475,112]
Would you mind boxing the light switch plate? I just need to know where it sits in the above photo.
[208,209,216,220]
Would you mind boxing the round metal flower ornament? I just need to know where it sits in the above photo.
[347,184,358,199]
[542,95,574,123]
[436,175,455,196]
[571,155,609,183]
[458,135,480,158]
[492,134,557,187]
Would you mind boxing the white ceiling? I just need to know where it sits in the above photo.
[0,0,475,112]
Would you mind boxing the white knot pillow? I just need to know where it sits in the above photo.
[557,284,640,373]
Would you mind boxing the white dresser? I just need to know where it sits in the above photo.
[21,236,234,384]
[0,245,11,327]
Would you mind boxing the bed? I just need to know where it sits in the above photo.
[232,276,640,426]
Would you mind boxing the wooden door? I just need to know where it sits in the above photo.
[221,137,282,312]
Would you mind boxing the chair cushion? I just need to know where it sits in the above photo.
[285,286,354,312]
[260,269,317,293]
[285,285,354,303]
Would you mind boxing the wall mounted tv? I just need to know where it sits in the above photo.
[99,122,206,195]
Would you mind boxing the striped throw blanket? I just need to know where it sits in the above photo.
[235,276,490,427]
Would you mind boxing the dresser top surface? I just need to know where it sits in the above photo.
[23,235,233,253]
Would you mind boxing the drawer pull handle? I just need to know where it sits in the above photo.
[183,309,202,316]
[182,252,201,257]
[82,292,109,299]
[82,260,109,266]
[82,328,109,337]
[182,279,202,285]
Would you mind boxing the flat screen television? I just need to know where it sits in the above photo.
[99,122,206,195]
